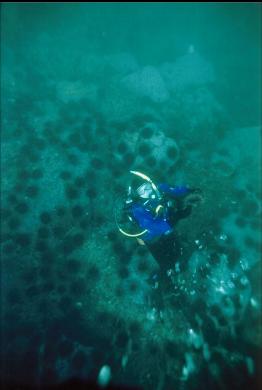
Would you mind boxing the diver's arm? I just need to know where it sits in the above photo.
[158,183,202,197]
[158,183,192,197]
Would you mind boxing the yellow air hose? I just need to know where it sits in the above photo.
[115,170,161,238]
[130,170,161,199]
[114,206,148,238]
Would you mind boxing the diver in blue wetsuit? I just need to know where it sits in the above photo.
[116,171,201,270]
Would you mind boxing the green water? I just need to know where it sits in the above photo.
[1,3,261,389]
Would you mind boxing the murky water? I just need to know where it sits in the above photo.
[1,3,261,389]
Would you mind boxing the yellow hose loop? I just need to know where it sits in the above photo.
[117,226,148,238]
[130,170,161,198]
[115,171,159,238]
[114,204,148,238]
[155,204,164,216]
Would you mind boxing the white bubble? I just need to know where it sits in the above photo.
[98,365,111,387]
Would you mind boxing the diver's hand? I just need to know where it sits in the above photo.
[185,188,204,206]
[189,188,202,194]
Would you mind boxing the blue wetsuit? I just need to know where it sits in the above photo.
[130,184,191,243]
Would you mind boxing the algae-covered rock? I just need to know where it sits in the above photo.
[122,66,169,103]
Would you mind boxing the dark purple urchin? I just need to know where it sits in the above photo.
[86,264,100,281]
[117,141,129,155]
[60,170,72,181]
[25,185,39,198]
[70,277,87,296]
[40,211,52,224]
[66,258,82,274]
[15,232,31,247]
[71,205,85,219]
[65,185,79,200]
[140,125,154,139]
[31,168,43,180]
[61,234,84,254]
[90,157,104,170]
[167,145,179,160]
[15,202,29,214]
[138,142,151,156]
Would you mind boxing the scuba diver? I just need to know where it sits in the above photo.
[115,170,202,272]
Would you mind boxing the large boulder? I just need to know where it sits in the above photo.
[122,66,169,103]
[105,52,139,75]
[160,50,215,91]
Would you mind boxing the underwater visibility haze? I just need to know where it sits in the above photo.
[1,3,262,389]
